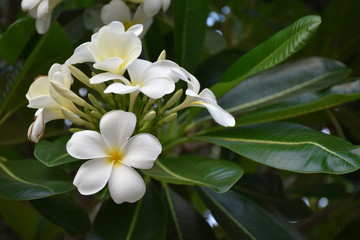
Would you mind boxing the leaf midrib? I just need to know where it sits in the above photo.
[202,137,357,168]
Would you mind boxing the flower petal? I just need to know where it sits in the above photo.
[108,164,146,204]
[143,0,162,16]
[140,78,174,99]
[66,42,94,65]
[99,110,136,149]
[27,109,45,143]
[90,72,128,84]
[127,59,151,83]
[197,102,235,127]
[101,0,131,25]
[93,57,124,74]
[122,133,162,169]
[198,88,217,105]
[66,130,109,159]
[73,158,113,195]
[21,0,42,11]
[127,24,144,37]
[104,83,140,94]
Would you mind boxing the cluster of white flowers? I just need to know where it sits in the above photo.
[26,21,234,204]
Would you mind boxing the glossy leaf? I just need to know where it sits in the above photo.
[211,15,322,97]
[236,79,360,126]
[143,155,243,193]
[219,57,351,114]
[31,194,91,237]
[0,160,74,200]
[198,188,304,240]
[163,186,216,240]
[0,22,73,116]
[89,184,166,240]
[173,0,209,72]
[35,136,79,167]
[0,17,36,65]
[196,122,360,173]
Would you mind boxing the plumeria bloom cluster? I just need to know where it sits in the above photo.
[26,21,234,204]
[21,0,62,34]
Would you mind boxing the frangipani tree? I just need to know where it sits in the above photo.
[1,0,360,239]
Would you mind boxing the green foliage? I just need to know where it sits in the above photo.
[1,0,360,239]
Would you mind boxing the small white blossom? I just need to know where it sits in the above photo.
[91,58,179,99]
[21,0,62,34]
[127,0,171,17]
[26,63,75,142]
[66,110,162,204]
[66,21,142,76]
[101,0,153,37]
[173,68,235,127]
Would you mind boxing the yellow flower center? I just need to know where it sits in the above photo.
[123,21,134,31]
[108,149,123,165]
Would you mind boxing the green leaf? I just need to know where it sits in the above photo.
[0,198,62,240]
[0,17,36,65]
[0,22,73,117]
[163,186,216,240]
[219,57,351,114]
[173,0,209,72]
[143,155,243,193]
[0,160,74,200]
[198,188,304,240]
[89,184,166,240]
[196,122,360,174]
[35,136,79,167]
[31,194,91,236]
[211,15,322,97]
[236,79,360,126]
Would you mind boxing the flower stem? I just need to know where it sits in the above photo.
[128,91,139,112]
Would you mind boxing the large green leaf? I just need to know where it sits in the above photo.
[173,0,209,72]
[163,187,216,240]
[0,17,36,65]
[198,188,304,240]
[211,15,321,97]
[219,57,351,114]
[143,155,243,193]
[35,136,79,167]
[31,194,91,237]
[0,22,73,117]
[0,160,74,200]
[196,122,360,173]
[89,184,166,240]
[236,79,360,126]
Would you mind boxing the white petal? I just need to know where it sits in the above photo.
[27,109,45,143]
[21,0,42,11]
[93,57,124,74]
[127,24,143,36]
[198,88,217,105]
[162,0,171,11]
[127,59,151,83]
[140,78,174,99]
[67,42,94,64]
[104,83,140,94]
[73,158,113,195]
[122,133,162,169]
[108,164,146,204]
[143,0,162,16]
[144,60,180,83]
[198,102,235,127]
[99,110,136,149]
[26,76,50,101]
[36,0,49,18]
[90,72,128,84]
[101,0,131,25]
[66,130,109,159]
[27,95,59,109]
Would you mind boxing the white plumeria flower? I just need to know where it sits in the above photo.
[91,58,179,99]
[66,110,162,204]
[101,0,153,37]
[127,0,171,17]
[172,68,235,127]
[26,63,76,142]
[66,21,142,77]
[21,0,62,34]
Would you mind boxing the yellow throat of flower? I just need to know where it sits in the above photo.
[108,149,124,165]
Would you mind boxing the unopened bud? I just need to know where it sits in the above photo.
[157,50,166,61]
[158,89,183,115]
[140,111,156,125]
[68,65,92,88]
[158,113,177,126]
